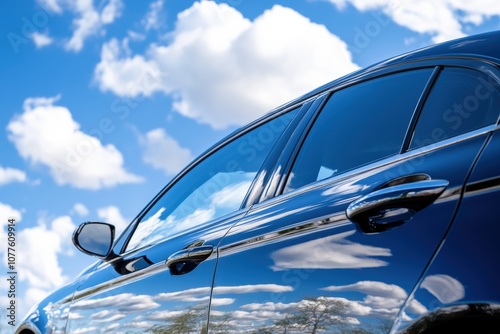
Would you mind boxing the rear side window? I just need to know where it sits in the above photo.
[410,67,500,149]
[285,69,433,192]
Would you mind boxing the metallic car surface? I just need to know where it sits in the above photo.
[16,30,500,334]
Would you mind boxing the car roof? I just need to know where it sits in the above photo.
[289,30,500,107]
[217,30,500,156]
[393,29,500,63]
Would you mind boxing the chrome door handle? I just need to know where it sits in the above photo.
[346,179,449,233]
[166,245,214,275]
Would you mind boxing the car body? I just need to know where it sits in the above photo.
[16,30,500,334]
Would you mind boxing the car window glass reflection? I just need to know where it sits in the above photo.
[411,67,500,149]
[77,223,113,256]
[285,69,433,192]
[125,110,297,251]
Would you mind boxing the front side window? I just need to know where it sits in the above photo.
[410,67,500,149]
[285,69,433,192]
[125,110,297,251]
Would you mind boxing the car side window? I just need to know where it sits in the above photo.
[410,67,500,149]
[285,69,433,192]
[125,110,297,252]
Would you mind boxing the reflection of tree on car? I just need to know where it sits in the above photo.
[214,296,391,333]
[147,304,208,334]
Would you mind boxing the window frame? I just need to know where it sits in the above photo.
[272,58,500,198]
[406,65,500,151]
[114,105,303,255]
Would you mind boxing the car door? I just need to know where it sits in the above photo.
[208,62,500,333]
[56,108,299,333]
[394,84,500,331]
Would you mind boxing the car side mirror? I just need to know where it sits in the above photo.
[72,222,115,259]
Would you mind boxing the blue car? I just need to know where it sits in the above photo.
[16,30,500,334]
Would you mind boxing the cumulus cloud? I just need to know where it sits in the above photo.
[323,281,407,300]
[73,203,89,217]
[154,284,293,304]
[36,0,123,52]
[141,128,193,175]
[328,0,500,42]
[71,292,160,312]
[94,1,359,129]
[214,284,294,295]
[31,32,53,48]
[270,231,391,270]
[0,166,26,185]
[37,0,63,13]
[321,280,417,319]
[66,0,123,52]
[94,38,163,96]
[143,0,165,30]
[7,95,142,190]
[97,205,130,235]
[15,215,76,311]
[421,274,465,304]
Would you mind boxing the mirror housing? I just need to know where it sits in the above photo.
[72,222,115,259]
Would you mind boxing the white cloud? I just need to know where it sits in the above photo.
[210,297,235,307]
[73,203,89,216]
[94,1,359,129]
[7,95,142,190]
[65,0,102,52]
[270,231,391,270]
[16,215,76,310]
[101,0,123,24]
[94,38,162,96]
[407,298,428,315]
[328,0,500,42]
[71,292,160,312]
[154,284,293,304]
[0,166,26,185]
[156,287,211,303]
[141,128,193,175]
[143,0,164,30]
[321,280,416,319]
[37,0,63,13]
[36,0,123,52]
[323,281,407,300]
[97,205,129,235]
[127,30,146,41]
[214,284,294,295]
[421,274,465,304]
[31,32,53,48]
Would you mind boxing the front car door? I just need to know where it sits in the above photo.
[53,109,299,333]
[209,60,500,333]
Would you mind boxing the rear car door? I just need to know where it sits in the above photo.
[57,109,299,333]
[395,72,500,332]
[209,62,500,333]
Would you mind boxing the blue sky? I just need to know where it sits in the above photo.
[1,0,500,319]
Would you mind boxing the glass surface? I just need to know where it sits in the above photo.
[410,67,500,149]
[125,110,297,251]
[286,69,433,192]
[77,223,113,256]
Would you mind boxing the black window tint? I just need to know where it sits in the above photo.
[125,110,297,252]
[410,68,500,149]
[286,69,432,192]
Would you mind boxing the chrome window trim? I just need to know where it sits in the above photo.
[260,124,496,208]
[116,104,303,254]
[271,58,500,204]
